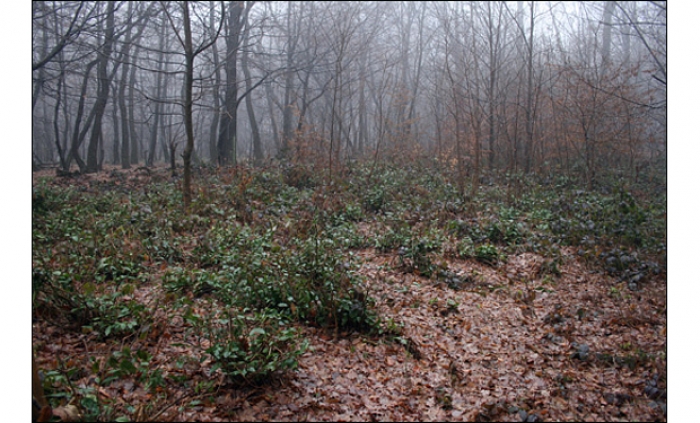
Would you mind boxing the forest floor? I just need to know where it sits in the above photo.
[32,163,667,422]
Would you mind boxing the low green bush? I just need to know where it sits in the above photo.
[205,309,308,386]
[474,244,500,266]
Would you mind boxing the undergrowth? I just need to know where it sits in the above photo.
[32,161,666,420]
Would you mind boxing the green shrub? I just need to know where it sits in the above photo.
[95,256,143,284]
[475,244,500,266]
[205,309,308,386]
[399,238,441,277]
[455,238,476,259]
[374,223,413,252]
[326,221,368,249]
[446,219,472,237]
[284,164,317,189]
[363,186,387,213]
[73,287,148,339]
[162,267,195,294]
[142,229,184,263]
[283,237,381,331]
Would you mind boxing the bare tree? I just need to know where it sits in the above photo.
[31,0,665,190]
[241,16,263,165]
[32,1,94,72]
[207,0,223,163]
[279,2,299,160]
[216,1,245,165]
[614,1,666,85]
[84,1,116,173]
[163,0,224,206]
[147,13,169,167]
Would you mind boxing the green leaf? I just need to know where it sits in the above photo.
[120,359,137,374]
[249,327,266,337]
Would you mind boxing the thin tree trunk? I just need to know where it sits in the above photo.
[280,3,297,160]
[160,110,171,163]
[217,1,244,166]
[523,1,535,174]
[601,1,614,68]
[86,1,116,173]
[177,0,223,205]
[119,48,132,169]
[357,49,368,156]
[264,78,281,152]
[129,45,140,165]
[111,85,120,164]
[182,1,195,207]
[53,66,67,171]
[406,2,427,140]
[208,1,221,163]
[242,39,263,166]
[148,16,168,167]
[66,59,99,172]
[32,1,49,113]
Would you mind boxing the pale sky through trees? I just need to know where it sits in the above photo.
[28,1,667,197]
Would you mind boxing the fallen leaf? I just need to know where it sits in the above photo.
[53,405,81,422]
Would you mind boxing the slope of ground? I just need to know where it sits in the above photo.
[32,164,666,422]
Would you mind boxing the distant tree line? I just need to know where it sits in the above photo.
[32,1,666,191]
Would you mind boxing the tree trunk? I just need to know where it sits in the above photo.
[208,1,222,163]
[53,65,67,171]
[161,111,171,164]
[85,1,116,173]
[66,59,99,172]
[280,3,298,160]
[601,1,614,68]
[119,47,132,169]
[217,1,244,166]
[111,86,120,164]
[176,0,223,205]
[264,77,281,153]
[182,1,195,207]
[357,48,368,156]
[242,39,263,166]
[32,1,49,114]
[523,1,535,174]
[148,15,168,167]
[129,46,140,165]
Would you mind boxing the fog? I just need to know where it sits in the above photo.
[32,1,666,188]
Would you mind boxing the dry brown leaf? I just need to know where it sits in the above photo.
[52,405,81,422]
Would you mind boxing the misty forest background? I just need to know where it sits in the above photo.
[31,1,665,186]
[23,1,684,422]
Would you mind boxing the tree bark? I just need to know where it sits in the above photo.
[242,36,263,165]
[601,1,614,68]
[52,65,67,171]
[129,46,141,165]
[523,1,535,174]
[263,76,281,152]
[66,59,99,172]
[182,1,195,206]
[170,0,224,206]
[85,1,116,173]
[147,15,168,167]
[208,1,222,163]
[280,3,298,161]
[118,30,133,169]
[217,1,244,166]
[111,83,120,164]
